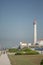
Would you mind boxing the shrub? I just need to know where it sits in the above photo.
[40,59,43,65]
[8,48,39,55]
[15,50,39,55]
[8,48,18,52]
[22,48,32,52]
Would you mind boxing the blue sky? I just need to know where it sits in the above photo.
[0,0,43,48]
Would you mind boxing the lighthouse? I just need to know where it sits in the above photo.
[33,19,37,45]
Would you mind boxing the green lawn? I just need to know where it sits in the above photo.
[8,55,43,65]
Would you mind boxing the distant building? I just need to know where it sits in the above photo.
[28,43,31,47]
[38,39,43,46]
[20,42,28,49]
[19,42,32,49]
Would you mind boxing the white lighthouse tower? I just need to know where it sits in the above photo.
[33,19,37,45]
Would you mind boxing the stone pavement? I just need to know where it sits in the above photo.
[0,53,11,65]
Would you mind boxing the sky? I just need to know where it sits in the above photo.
[0,0,43,48]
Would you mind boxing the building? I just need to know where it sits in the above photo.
[20,42,27,49]
[38,39,43,46]
[19,42,32,49]
[28,43,31,47]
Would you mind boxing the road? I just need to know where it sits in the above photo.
[0,53,11,65]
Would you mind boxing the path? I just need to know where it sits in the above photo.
[0,53,11,65]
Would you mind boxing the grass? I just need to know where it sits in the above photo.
[8,55,43,65]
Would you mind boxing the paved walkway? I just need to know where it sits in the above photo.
[0,53,11,65]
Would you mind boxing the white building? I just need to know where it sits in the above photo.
[38,40,43,46]
[28,43,31,47]
[19,42,32,49]
[20,42,28,49]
